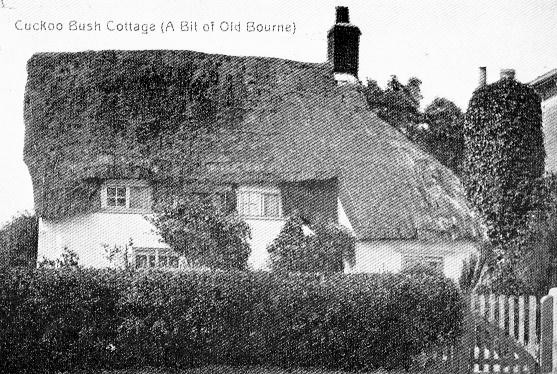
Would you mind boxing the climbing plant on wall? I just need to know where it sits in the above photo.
[463,76,544,262]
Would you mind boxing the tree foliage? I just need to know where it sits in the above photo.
[0,212,38,267]
[362,76,423,135]
[149,193,251,271]
[509,174,557,294]
[463,77,544,259]
[363,77,465,176]
[267,215,355,273]
[416,98,465,176]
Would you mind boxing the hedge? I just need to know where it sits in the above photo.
[0,268,463,373]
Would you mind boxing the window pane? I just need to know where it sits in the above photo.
[248,192,261,216]
[148,255,156,268]
[107,186,127,208]
[159,255,168,267]
[223,190,237,213]
[241,192,258,216]
[213,193,224,210]
[130,186,150,209]
[263,193,280,217]
[169,256,179,268]
[136,255,147,269]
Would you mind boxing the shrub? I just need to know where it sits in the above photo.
[38,247,80,269]
[267,216,355,273]
[0,268,126,373]
[149,194,251,271]
[0,211,38,267]
[0,268,462,373]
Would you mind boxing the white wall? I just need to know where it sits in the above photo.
[543,94,557,173]
[346,239,477,280]
[38,212,286,270]
[38,196,476,278]
[244,217,286,270]
[38,213,167,268]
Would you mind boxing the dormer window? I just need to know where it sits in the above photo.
[107,187,127,207]
[238,186,282,218]
[101,180,152,213]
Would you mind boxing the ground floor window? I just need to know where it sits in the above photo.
[402,254,444,273]
[134,247,179,269]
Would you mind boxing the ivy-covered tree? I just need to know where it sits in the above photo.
[267,215,355,273]
[149,193,251,271]
[0,212,38,267]
[512,174,557,294]
[463,76,544,261]
[415,98,465,176]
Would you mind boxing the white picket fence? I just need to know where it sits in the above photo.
[469,294,540,373]
[471,294,539,357]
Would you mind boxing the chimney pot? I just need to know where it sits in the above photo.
[328,7,361,82]
[336,6,350,23]
[500,68,516,80]
[478,66,487,87]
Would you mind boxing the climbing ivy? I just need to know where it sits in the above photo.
[463,77,544,259]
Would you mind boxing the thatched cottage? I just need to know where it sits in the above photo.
[24,7,481,278]
[530,68,557,173]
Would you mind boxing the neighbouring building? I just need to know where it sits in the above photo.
[530,68,557,173]
[24,7,482,279]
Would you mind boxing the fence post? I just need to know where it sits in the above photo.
[541,293,553,373]
[551,288,557,374]
[530,295,538,355]
[541,288,557,374]
[456,294,475,374]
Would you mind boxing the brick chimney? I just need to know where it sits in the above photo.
[478,67,487,87]
[327,6,361,84]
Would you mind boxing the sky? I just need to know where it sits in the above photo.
[0,0,556,225]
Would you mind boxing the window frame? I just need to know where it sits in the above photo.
[106,186,127,207]
[133,247,180,270]
[101,179,152,214]
[238,186,283,219]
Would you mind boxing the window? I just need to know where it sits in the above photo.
[102,180,152,212]
[107,187,127,207]
[238,187,282,218]
[134,248,180,269]
[402,254,444,273]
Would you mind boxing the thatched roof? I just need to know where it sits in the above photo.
[24,50,482,241]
